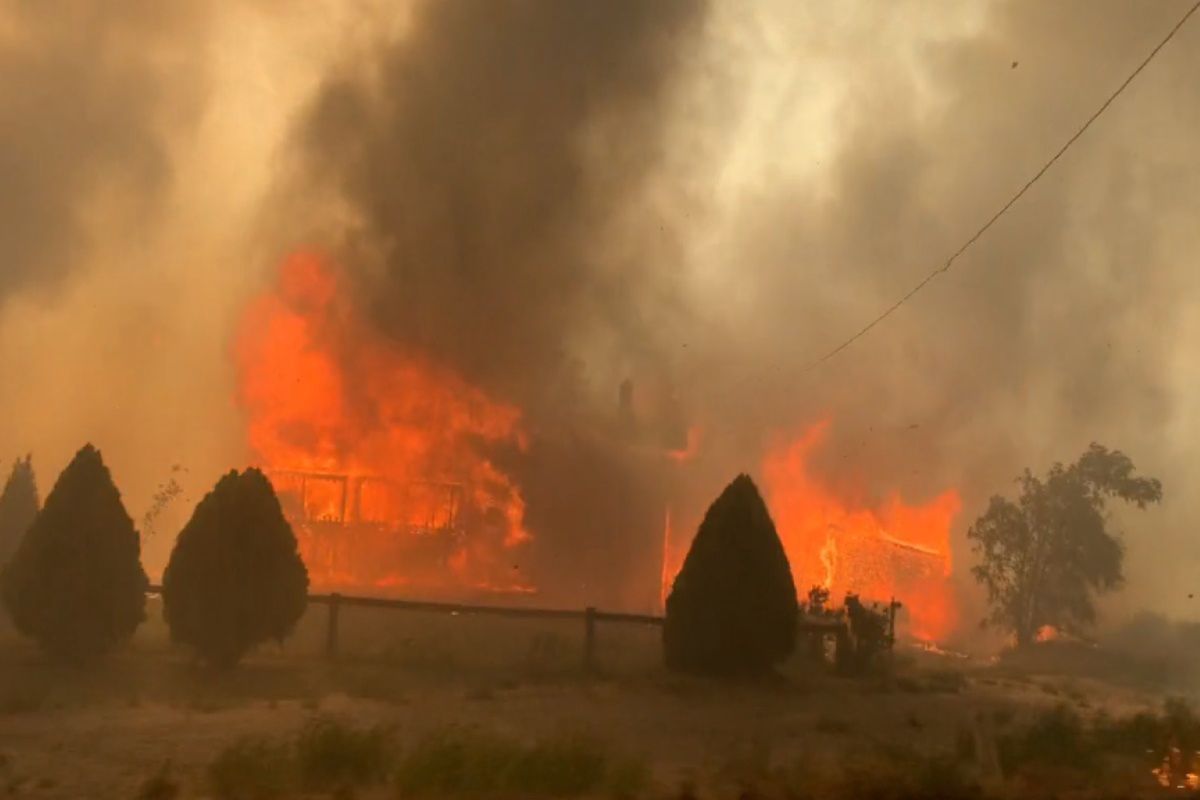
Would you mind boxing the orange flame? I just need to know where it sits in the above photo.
[762,421,960,641]
[1034,625,1062,643]
[660,506,673,611]
[234,252,531,596]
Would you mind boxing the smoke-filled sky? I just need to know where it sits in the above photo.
[1,0,1197,625]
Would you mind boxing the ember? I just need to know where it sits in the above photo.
[234,252,532,597]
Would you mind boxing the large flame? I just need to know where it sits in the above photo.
[762,421,960,641]
[234,252,531,596]
[658,421,960,641]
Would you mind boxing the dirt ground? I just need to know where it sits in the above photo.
[0,600,1185,799]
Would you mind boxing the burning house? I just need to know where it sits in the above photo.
[264,470,487,595]
[235,252,534,599]
[234,253,961,633]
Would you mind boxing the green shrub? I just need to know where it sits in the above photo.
[663,474,797,676]
[1093,697,1200,760]
[295,715,393,791]
[998,704,1091,776]
[1,445,147,661]
[822,751,983,800]
[816,753,984,800]
[509,736,611,795]
[208,737,293,800]
[0,455,38,569]
[395,728,519,795]
[163,469,308,667]
[208,718,397,799]
[837,594,893,675]
[994,701,1200,793]
[394,727,643,797]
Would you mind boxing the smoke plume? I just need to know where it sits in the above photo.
[677,0,1200,627]
[294,0,707,416]
[0,0,208,305]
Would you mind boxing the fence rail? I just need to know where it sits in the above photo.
[145,585,848,669]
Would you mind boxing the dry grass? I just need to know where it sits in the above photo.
[0,603,1189,798]
[208,736,293,800]
[394,726,647,798]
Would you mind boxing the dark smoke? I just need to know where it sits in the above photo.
[298,0,706,414]
[287,0,1200,617]
[295,0,708,608]
[0,1,209,306]
[692,0,1200,628]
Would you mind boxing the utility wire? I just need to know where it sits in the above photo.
[802,0,1200,372]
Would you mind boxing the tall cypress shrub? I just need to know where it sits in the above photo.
[0,455,39,568]
[1,445,147,660]
[663,474,798,675]
[163,468,309,667]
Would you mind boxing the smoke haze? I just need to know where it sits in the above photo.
[2,0,1198,630]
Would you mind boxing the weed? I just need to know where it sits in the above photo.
[815,750,983,800]
[208,737,293,800]
[394,726,644,797]
[511,735,613,795]
[998,704,1089,776]
[295,715,394,791]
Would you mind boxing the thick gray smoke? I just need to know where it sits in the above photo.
[0,0,208,306]
[290,0,1200,619]
[681,0,1200,630]
[297,0,706,417]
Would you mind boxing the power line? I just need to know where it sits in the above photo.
[802,0,1200,372]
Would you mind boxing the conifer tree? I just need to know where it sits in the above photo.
[1,445,147,660]
[663,474,798,675]
[0,455,39,568]
[163,468,309,667]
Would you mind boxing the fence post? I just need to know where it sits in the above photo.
[583,606,597,671]
[326,593,342,661]
[887,598,899,649]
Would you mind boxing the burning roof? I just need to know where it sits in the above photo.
[235,252,531,597]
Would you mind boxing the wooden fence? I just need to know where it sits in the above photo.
[145,585,850,670]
